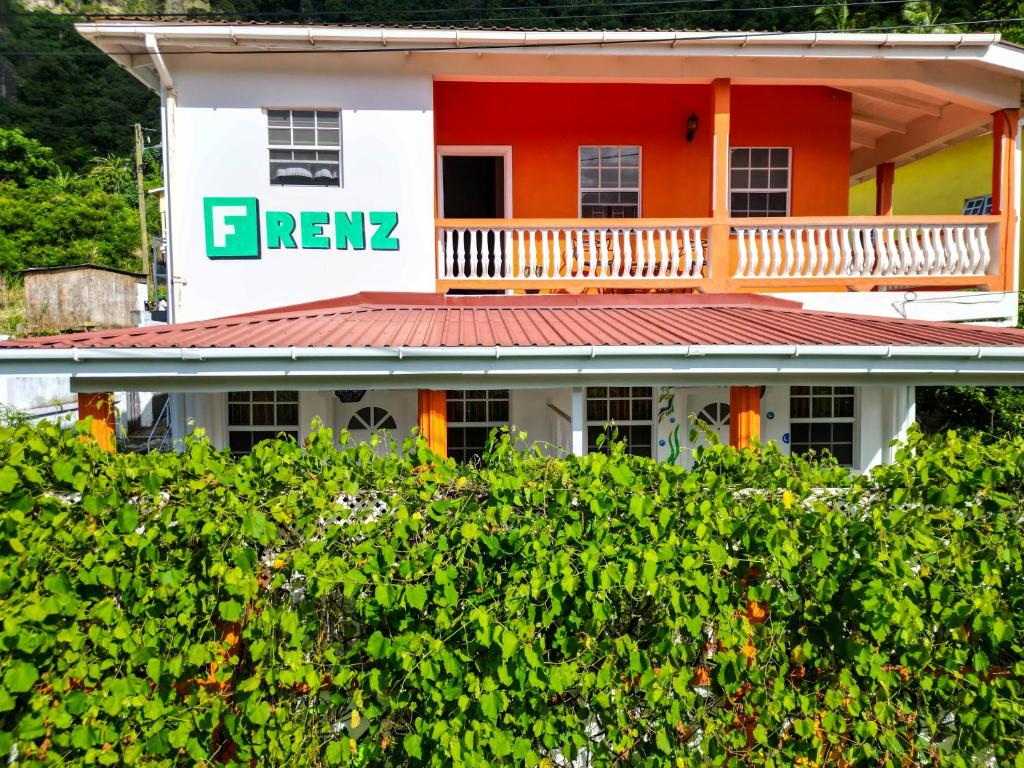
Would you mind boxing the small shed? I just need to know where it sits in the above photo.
[22,265,146,333]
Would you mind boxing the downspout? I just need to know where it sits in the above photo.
[146,35,186,448]
[146,34,177,323]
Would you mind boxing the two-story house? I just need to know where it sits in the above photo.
[5,22,1024,469]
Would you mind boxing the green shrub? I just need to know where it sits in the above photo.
[1,422,1022,766]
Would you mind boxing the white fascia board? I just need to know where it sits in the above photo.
[4,344,1024,390]
[74,24,1004,57]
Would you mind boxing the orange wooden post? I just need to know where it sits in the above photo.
[708,78,732,291]
[77,392,117,452]
[875,162,895,216]
[992,109,1019,293]
[728,386,760,449]
[417,389,448,457]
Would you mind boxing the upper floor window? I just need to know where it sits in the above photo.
[267,109,341,187]
[446,389,510,463]
[963,195,992,215]
[580,146,640,218]
[730,147,790,217]
[789,385,855,467]
[227,390,299,456]
[586,386,654,457]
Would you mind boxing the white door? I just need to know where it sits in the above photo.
[684,388,731,449]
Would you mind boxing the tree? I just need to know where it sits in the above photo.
[900,1,960,33]
[0,128,58,186]
[813,0,864,30]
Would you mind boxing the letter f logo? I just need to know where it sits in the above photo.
[204,197,260,259]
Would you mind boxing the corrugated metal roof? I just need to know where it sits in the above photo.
[4,292,1024,351]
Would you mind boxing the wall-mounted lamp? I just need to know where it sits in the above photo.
[686,112,699,143]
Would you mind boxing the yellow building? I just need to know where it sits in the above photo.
[850,134,994,216]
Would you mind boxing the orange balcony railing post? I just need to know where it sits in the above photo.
[708,77,732,292]
[992,108,1019,293]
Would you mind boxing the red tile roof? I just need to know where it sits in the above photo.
[4,292,1024,351]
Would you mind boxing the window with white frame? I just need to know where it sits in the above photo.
[585,386,654,457]
[227,390,300,456]
[730,148,791,217]
[963,195,992,215]
[789,386,855,466]
[580,146,641,218]
[347,406,397,432]
[267,109,341,186]
[446,390,510,463]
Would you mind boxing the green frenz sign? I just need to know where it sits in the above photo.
[203,197,400,260]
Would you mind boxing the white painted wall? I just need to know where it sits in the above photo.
[172,385,916,472]
[164,54,436,322]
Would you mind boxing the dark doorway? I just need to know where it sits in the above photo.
[440,155,507,289]
[441,155,505,218]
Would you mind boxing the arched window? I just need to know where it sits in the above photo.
[347,406,397,431]
[695,402,730,429]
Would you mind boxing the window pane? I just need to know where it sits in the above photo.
[228,391,250,403]
[229,431,253,455]
[447,399,463,423]
[631,397,652,421]
[316,111,339,127]
[317,128,340,146]
[268,127,291,144]
[252,403,275,426]
[228,404,250,426]
[581,168,599,187]
[731,148,750,166]
[252,391,274,402]
[770,148,790,165]
[292,110,315,127]
[277,404,299,425]
[267,110,290,126]
[621,168,639,187]
[750,169,769,188]
[609,399,630,421]
[790,397,810,419]
[751,148,770,166]
[465,401,487,422]
[587,397,606,421]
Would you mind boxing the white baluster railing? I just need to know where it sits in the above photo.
[436,219,712,285]
[731,217,1000,283]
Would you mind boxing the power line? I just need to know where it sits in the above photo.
[0,0,911,33]
[0,15,1020,57]
[2,0,909,21]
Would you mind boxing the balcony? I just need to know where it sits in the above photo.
[435,215,1005,292]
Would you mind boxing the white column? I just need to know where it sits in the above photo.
[857,385,885,472]
[571,386,585,456]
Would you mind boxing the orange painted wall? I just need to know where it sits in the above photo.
[731,85,852,216]
[434,81,852,217]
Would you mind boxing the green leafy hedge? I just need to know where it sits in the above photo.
[1,421,1023,766]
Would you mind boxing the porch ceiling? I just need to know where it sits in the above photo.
[843,85,992,182]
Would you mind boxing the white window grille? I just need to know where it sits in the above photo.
[963,195,992,215]
[227,391,300,456]
[580,146,641,218]
[789,386,855,466]
[585,386,654,457]
[730,147,791,217]
[446,390,510,463]
[268,109,341,186]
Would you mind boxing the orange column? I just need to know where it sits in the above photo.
[729,386,760,450]
[709,78,732,292]
[992,109,1019,292]
[78,392,117,452]
[875,162,895,216]
[417,389,448,457]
